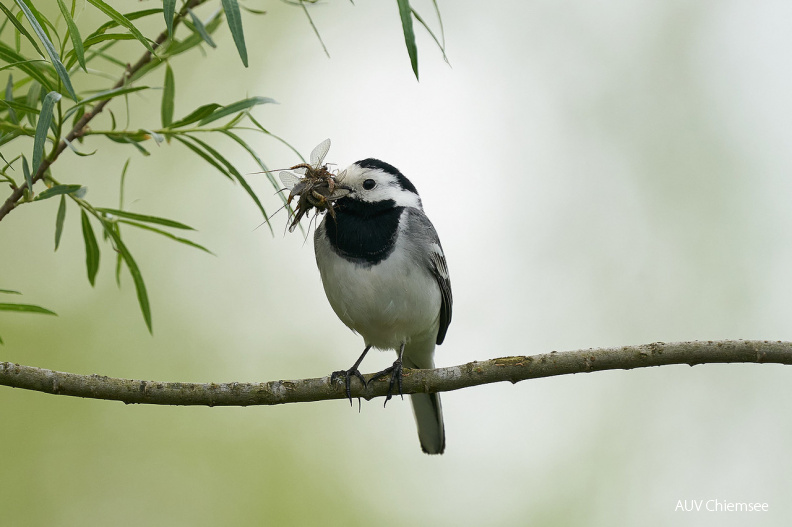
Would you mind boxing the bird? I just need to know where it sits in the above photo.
[313,158,452,455]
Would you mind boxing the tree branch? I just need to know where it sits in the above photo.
[1,340,789,406]
[0,0,207,223]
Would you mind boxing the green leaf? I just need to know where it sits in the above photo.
[198,96,276,126]
[83,31,136,47]
[34,184,82,201]
[81,209,100,286]
[0,2,44,57]
[161,64,174,127]
[22,1,56,40]
[115,246,122,286]
[3,75,17,124]
[64,85,149,119]
[14,0,78,100]
[21,155,32,192]
[55,194,66,250]
[186,135,272,231]
[118,219,213,254]
[119,158,130,209]
[90,8,163,36]
[163,0,176,37]
[63,137,97,157]
[32,91,61,175]
[0,98,41,116]
[57,0,86,71]
[106,134,150,156]
[173,135,232,180]
[299,0,329,58]
[222,130,290,209]
[64,33,134,68]
[96,208,195,230]
[0,58,47,75]
[85,0,155,55]
[0,131,23,151]
[221,0,248,67]
[131,10,222,81]
[24,81,41,127]
[186,9,217,48]
[0,39,56,93]
[168,103,221,128]
[396,0,419,80]
[0,303,57,315]
[411,7,448,64]
[101,221,151,333]
[0,289,22,295]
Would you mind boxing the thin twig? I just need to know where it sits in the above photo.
[1,340,789,406]
[0,0,208,223]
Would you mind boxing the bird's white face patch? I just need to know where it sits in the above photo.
[337,164,422,209]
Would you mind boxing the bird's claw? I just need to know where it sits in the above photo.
[369,358,404,407]
[331,368,367,408]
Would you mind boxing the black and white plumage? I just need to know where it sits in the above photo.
[314,158,452,455]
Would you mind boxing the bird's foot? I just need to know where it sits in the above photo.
[331,367,367,408]
[368,358,404,407]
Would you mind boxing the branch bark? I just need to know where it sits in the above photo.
[0,0,207,223]
[1,340,789,406]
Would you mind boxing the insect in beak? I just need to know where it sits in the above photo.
[278,139,351,232]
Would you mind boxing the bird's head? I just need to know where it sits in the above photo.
[333,159,423,212]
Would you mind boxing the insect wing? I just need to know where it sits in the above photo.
[309,138,331,168]
[279,170,302,190]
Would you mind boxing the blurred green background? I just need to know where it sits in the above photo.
[2,0,792,525]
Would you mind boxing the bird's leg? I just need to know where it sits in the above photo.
[331,345,371,407]
[368,342,405,407]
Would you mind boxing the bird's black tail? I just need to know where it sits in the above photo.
[403,355,445,454]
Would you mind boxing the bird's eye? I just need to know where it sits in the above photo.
[362,179,376,190]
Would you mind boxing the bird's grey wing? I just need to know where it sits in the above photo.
[406,209,452,345]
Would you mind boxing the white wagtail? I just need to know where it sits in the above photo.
[313,158,452,455]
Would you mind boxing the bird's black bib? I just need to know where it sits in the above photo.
[325,199,403,265]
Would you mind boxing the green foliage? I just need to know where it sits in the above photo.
[0,0,446,339]
[396,0,419,79]
[0,289,56,344]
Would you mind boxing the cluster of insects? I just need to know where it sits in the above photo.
[277,139,350,233]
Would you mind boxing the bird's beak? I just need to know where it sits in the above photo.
[326,169,352,201]
[325,185,352,201]
[309,182,351,202]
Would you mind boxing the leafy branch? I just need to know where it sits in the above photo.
[0,1,447,343]
[0,340,787,405]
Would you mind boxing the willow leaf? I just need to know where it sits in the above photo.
[85,0,155,54]
[101,221,152,333]
[198,96,276,126]
[97,208,195,230]
[186,9,216,48]
[161,64,174,127]
[55,194,66,250]
[35,184,82,201]
[396,0,419,80]
[14,0,77,99]
[164,0,176,37]
[221,0,248,66]
[32,91,61,175]
[0,303,57,315]
[81,210,100,286]
[57,0,86,71]
[0,2,44,57]
[117,219,213,254]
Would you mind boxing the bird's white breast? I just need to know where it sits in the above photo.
[315,214,441,350]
